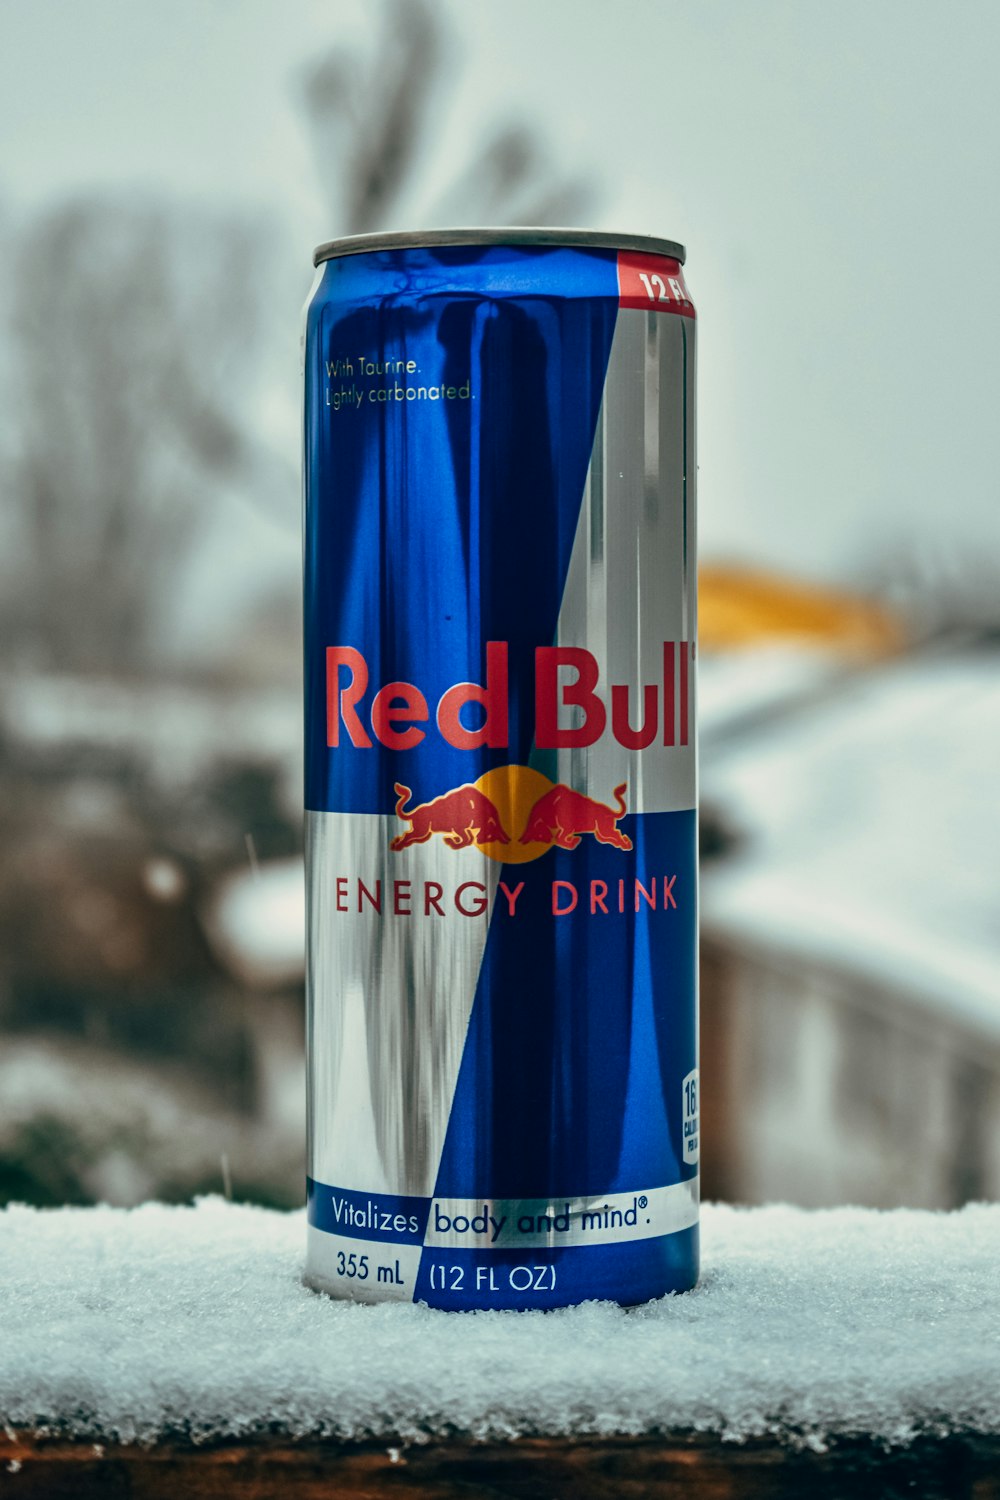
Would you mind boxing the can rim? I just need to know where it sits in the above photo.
[313,227,686,268]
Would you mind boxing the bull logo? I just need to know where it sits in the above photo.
[389,782,511,852]
[520,782,632,852]
[389,768,632,859]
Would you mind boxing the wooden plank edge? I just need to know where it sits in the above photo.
[1,1430,998,1499]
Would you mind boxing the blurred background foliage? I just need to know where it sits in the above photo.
[1,0,998,1213]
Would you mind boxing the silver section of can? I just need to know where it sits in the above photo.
[306,811,498,1198]
[426,1179,699,1250]
[314,227,686,267]
[304,1230,421,1304]
[542,307,696,812]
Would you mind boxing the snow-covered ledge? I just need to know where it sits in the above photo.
[2,1200,998,1494]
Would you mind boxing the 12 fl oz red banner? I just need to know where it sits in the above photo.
[617,251,695,317]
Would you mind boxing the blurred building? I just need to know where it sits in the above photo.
[700,638,1000,1208]
[698,564,904,656]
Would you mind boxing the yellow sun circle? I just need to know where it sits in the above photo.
[473,765,555,863]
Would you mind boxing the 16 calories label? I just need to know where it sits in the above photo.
[683,1068,700,1166]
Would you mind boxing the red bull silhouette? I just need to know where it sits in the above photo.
[520,782,633,852]
[390,783,511,852]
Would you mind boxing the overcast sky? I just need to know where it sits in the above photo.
[2,0,999,596]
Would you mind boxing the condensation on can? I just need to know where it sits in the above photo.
[302,229,698,1309]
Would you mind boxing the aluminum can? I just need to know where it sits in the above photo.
[303,229,698,1308]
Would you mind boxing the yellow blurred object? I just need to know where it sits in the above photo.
[698,564,903,656]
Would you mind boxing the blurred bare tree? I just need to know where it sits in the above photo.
[0,3,594,681]
[301,0,593,235]
[2,201,265,674]
[0,0,601,1217]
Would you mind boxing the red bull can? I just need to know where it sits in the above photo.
[303,229,698,1308]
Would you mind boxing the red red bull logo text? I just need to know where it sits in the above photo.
[326,642,692,751]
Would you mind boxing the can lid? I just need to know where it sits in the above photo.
[313,227,686,268]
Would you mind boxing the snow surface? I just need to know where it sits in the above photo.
[1,1198,997,1449]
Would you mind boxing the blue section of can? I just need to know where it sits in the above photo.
[425,810,697,1201]
[303,245,620,815]
[414,1228,700,1311]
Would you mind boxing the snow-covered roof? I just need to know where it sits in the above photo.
[698,644,847,742]
[1,1198,997,1448]
[701,644,1000,1042]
